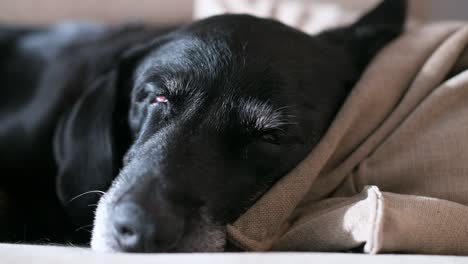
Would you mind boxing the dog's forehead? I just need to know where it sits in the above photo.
[133,35,234,87]
[135,14,316,83]
[141,35,230,69]
[133,34,284,96]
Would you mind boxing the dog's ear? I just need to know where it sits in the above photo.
[53,38,160,230]
[53,69,127,229]
[321,0,407,71]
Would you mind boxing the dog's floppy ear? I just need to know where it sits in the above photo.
[321,0,407,71]
[53,69,127,229]
[53,38,160,230]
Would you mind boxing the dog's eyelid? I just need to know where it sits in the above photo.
[261,133,279,144]
[134,82,171,104]
[143,82,167,94]
[257,129,286,145]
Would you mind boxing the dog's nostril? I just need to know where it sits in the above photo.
[114,222,143,252]
[118,225,134,237]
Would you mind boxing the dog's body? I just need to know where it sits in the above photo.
[0,22,171,242]
[0,0,405,252]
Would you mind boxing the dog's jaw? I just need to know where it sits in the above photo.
[171,206,226,252]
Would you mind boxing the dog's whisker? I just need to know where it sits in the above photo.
[75,224,94,232]
[66,242,77,247]
[69,190,105,202]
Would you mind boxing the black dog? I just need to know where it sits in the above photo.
[0,0,405,252]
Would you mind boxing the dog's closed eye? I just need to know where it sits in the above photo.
[259,132,281,145]
[135,83,169,103]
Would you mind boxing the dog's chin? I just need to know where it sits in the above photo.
[90,194,227,253]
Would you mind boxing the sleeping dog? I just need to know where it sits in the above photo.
[0,0,406,252]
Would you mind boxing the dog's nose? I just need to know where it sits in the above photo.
[111,202,184,252]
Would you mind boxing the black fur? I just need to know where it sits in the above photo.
[0,0,405,251]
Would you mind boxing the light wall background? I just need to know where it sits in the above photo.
[0,0,466,27]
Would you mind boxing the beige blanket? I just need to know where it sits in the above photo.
[227,22,468,255]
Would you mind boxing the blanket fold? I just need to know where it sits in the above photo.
[227,22,468,254]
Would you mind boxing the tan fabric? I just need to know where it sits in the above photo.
[227,22,468,255]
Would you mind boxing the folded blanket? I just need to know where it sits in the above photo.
[227,22,468,255]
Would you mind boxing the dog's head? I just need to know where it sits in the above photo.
[55,0,406,252]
